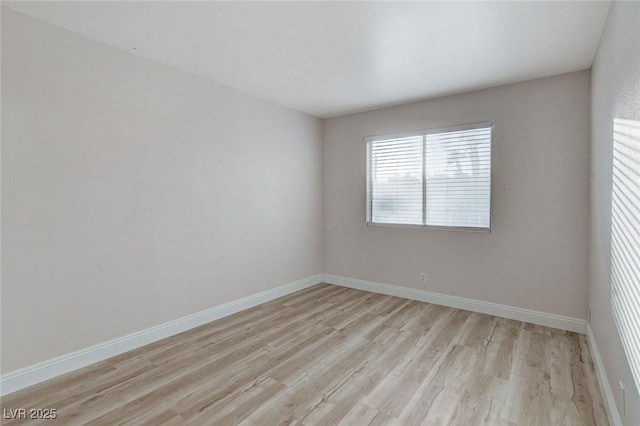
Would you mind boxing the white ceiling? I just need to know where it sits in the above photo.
[5,1,611,118]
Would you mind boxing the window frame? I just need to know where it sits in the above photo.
[365,121,493,232]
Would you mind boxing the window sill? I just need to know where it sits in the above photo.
[366,222,491,233]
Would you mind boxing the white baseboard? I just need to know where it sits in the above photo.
[323,274,587,334]
[586,324,623,426]
[0,274,323,396]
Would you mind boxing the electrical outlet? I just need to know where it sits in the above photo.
[420,273,428,286]
[620,381,626,416]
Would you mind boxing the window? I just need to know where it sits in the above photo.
[611,118,640,391]
[366,122,492,230]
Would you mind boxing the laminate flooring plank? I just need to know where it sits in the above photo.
[401,303,450,334]
[304,328,432,425]
[120,404,182,425]
[367,310,472,418]
[184,377,285,425]
[337,403,380,426]
[245,328,416,425]
[579,335,610,426]
[445,371,496,426]
[479,318,520,380]
[567,333,604,426]
[168,330,337,416]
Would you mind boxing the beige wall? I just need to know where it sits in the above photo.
[1,9,323,372]
[590,2,640,424]
[323,71,591,319]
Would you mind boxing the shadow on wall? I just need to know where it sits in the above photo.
[611,118,640,395]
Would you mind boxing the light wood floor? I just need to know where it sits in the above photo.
[1,284,608,425]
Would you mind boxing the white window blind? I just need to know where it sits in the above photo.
[611,118,640,392]
[366,122,491,230]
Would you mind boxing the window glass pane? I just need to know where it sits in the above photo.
[369,136,423,225]
[425,128,491,228]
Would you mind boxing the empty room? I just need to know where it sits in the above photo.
[1,1,639,425]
